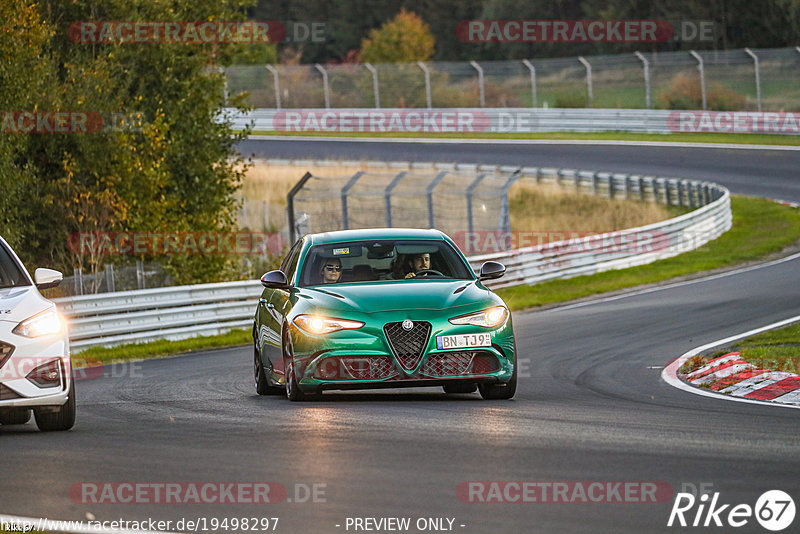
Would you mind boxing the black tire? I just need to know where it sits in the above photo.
[0,408,31,425]
[283,328,318,402]
[443,383,477,394]
[478,361,517,400]
[254,344,283,395]
[34,380,76,431]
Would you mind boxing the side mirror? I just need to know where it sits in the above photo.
[34,268,63,290]
[260,270,289,288]
[478,261,505,281]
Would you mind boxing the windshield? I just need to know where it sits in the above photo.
[0,241,31,289]
[299,239,474,287]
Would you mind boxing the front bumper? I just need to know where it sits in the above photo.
[289,313,515,394]
[0,321,71,408]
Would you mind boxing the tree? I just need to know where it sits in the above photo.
[361,9,435,63]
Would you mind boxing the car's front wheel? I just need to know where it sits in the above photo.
[0,408,31,425]
[34,380,76,431]
[254,344,283,396]
[478,362,517,400]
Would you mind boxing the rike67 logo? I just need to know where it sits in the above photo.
[668,489,795,531]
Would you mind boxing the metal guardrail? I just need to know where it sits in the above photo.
[55,163,731,352]
[226,107,800,135]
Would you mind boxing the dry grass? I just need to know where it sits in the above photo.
[239,162,675,237]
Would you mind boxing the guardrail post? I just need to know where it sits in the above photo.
[466,173,488,234]
[652,179,659,203]
[638,177,646,202]
[634,51,651,109]
[287,172,313,243]
[744,48,762,112]
[592,171,599,195]
[341,171,365,230]
[522,59,538,107]
[624,175,632,200]
[364,63,380,108]
[384,171,408,227]
[470,61,485,107]
[578,56,593,107]
[314,63,330,109]
[665,180,672,205]
[703,184,710,205]
[499,170,522,233]
[608,174,615,199]
[417,61,432,109]
[676,180,685,207]
[105,264,115,293]
[689,51,707,110]
[427,171,449,228]
[265,65,281,109]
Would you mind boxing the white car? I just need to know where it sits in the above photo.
[0,235,74,431]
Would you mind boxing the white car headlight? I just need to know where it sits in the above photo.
[13,308,63,338]
[294,314,365,335]
[449,306,508,328]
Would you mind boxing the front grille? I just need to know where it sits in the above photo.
[422,351,500,377]
[0,384,22,401]
[384,321,431,370]
[0,342,14,370]
[313,356,398,380]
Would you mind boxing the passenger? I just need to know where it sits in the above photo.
[320,257,342,284]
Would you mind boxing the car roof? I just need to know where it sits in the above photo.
[307,228,448,246]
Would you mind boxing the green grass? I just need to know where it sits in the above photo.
[496,196,800,311]
[250,130,800,146]
[72,328,251,367]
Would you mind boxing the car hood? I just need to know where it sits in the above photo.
[299,280,494,315]
[0,286,52,324]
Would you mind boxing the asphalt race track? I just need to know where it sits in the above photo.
[1,140,799,534]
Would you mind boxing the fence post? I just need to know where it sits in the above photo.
[499,171,522,233]
[384,171,407,227]
[522,59,537,107]
[427,171,449,228]
[73,268,83,296]
[744,48,762,112]
[466,173,488,234]
[689,51,707,110]
[577,56,593,107]
[136,260,145,290]
[638,177,646,202]
[341,171,365,230]
[664,180,672,205]
[364,63,380,108]
[287,172,313,244]
[470,61,485,107]
[265,65,281,109]
[314,63,330,109]
[417,61,432,109]
[105,264,115,293]
[634,51,651,109]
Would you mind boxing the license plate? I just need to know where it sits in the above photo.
[436,333,491,349]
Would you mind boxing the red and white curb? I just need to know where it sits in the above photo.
[662,315,800,410]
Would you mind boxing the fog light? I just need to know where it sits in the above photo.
[26,359,62,388]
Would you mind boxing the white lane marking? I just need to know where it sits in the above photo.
[246,135,800,151]
[661,315,800,410]
[534,251,800,314]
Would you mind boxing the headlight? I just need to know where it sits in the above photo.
[449,306,508,328]
[294,314,365,335]
[12,308,63,338]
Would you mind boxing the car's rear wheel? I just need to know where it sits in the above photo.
[478,362,517,400]
[254,344,283,395]
[0,408,31,425]
[443,383,477,394]
[34,380,76,431]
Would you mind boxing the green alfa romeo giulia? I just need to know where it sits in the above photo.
[252,228,516,401]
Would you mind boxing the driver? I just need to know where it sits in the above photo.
[404,253,431,279]
[320,257,342,284]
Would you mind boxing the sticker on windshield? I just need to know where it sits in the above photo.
[333,247,350,255]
